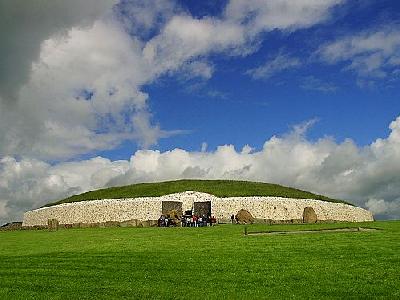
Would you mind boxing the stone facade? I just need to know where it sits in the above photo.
[22,191,373,227]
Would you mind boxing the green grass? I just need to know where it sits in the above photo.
[46,179,349,207]
[0,221,399,299]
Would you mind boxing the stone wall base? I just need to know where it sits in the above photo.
[17,218,374,231]
[20,219,160,230]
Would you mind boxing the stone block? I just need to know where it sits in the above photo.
[303,207,317,223]
[235,209,254,224]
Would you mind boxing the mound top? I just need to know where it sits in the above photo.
[44,179,351,207]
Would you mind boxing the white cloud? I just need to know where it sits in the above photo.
[144,0,344,77]
[0,155,130,223]
[142,15,248,75]
[181,61,215,80]
[0,0,346,160]
[317,27,400,80]
[2,116,400,224]
[0,19,163,159]
[113,0,178,40]
[0,0,117,101]
[225,0,344,34]
[365,198,400,218]
[246,53,301,79]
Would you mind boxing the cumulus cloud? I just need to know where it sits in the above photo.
[0,0,345,160]
[0,0,117,102]
[317,27,400,81]
[365,198,400,219]
[246,53,301,79]
[0,19,164,159]
[2,116,400,224]
[0,155,130,223]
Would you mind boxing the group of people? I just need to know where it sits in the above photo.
[181,214,217,227]
[157,213,217,227]
[157,214,178,227]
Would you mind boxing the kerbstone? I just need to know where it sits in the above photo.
[303,207,318,223]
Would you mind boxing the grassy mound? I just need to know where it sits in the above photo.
[45,179,350,207]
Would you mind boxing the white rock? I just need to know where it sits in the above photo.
[22,191,373,226]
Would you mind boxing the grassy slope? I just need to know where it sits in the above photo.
[0,221,399,299]
[46,179,349,207]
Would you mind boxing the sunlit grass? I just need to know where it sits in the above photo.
[0,221,399,299]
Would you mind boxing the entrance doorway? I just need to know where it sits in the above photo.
[193,201,211,216]
[162,201,183,217]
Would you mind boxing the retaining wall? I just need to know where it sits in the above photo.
[22,191,373,226]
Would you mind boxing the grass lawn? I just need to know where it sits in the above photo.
[0,221,399,299]
[47,179,348,207]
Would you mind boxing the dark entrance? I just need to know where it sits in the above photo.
[193,201,211,216]
[162,201,182,217]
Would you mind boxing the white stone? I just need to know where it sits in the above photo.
[22,191,373,226]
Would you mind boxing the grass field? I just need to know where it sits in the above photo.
[0,221,399,299]
[47,179,349,207]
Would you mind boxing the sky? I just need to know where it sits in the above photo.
[0,0,400,224]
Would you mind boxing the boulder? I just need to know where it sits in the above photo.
[303,207,317,223]
[235,209,254,224]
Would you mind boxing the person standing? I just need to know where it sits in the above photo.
[231,214,235,224]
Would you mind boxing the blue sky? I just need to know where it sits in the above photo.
[1,0,400,222]
[97,0,400,159]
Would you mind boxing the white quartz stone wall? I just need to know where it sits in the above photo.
[22,191,373,226]
[211,197,373,222]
